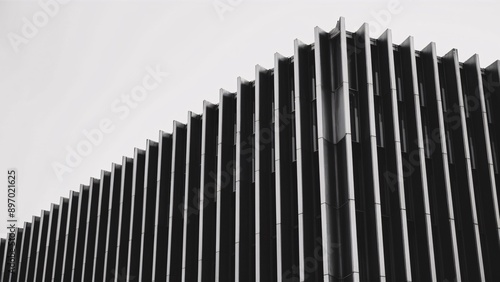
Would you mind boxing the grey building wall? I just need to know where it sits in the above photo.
[2,17,500,282]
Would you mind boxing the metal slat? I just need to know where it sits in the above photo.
[7,228,23,282]
[15,222,30,282]
[355,23,386,282]
[197,101,218,282]
[71,181,94,281]
[60,191,79,281]
[255,64,277,282]
[464,54,499,281]
[444,49,484,281]
[40,204,59,282]
[181,112,202,282]
[235,78,255,282]
[166,122,187,281]
[89,170,112,281]
[406,40,439,282]
[378,30,412,281]
[101,163,122,281]
[126,148,146,280]
[114,157,134,282]
[152,132,173,281]
[215,90,236,282]
[25,216,40,281]
[138,140,159,281]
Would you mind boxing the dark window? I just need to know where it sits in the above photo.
[492,141,499,174]
[347,37,358,91]
[417,57,426,107]
[394,50,404,102]
[400,109,407,153]
[447,130,454,164]
[419,82,426,107]
[272,102,275,123]
[372,44,381,97]
[486,97,493,124]
[311,64,317,100]
[375,97,384,147]
[291,116,296,162]
[441,87,448,112]
[330,36,341,90]
[463,90,470,118]
[271,147,275,173]
[460,68,470,118]
[423,114,431,159]
[350,91,360,143]
[233,144,236,192]
[397,77,404,102]
[252,145,255,183]
[312,102,318,152]
[469,137,476,170]
[439,63,448,112]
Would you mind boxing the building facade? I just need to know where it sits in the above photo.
[2,17,500,282]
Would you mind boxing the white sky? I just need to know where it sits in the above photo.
[0,0,499,238]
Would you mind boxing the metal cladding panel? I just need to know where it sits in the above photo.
[5,17,500,282]
[255,65,277,282]
[181,112,202,282]
[314,18,361,281]
[81,175,107,281]
[70,183,92,281]
[33,210,50,281]
[197,102,218,282]
[274,53,299,282]
[114,157,134,282]
[102,163,123,281]
[25,216,40,282]
[0,239,5,280]
[399,41,438,282]
[46,198,67,282]
[89,170,112,281]
[379,30,413,282]
[463,55,499,281]
[91,169,113,280]
[2,225,13,281]
[441,49,483,282]
[152,132,173,281]
[429,47,462,281]
[235,77,255,282]
[126,148,146,280]
[16,222,31,282]
[40,204,59,282]
[139,140,159,282]
[166,121,188,281]
[294,38,323,282]
[60,191,79,281]
[352,23,386,282]
[485,60,500,249]
[8,227,23,282]
[215,90,236,282]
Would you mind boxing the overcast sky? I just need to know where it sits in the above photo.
[1,0,499,238]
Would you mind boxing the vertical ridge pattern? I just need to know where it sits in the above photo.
[3,18,500,282]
